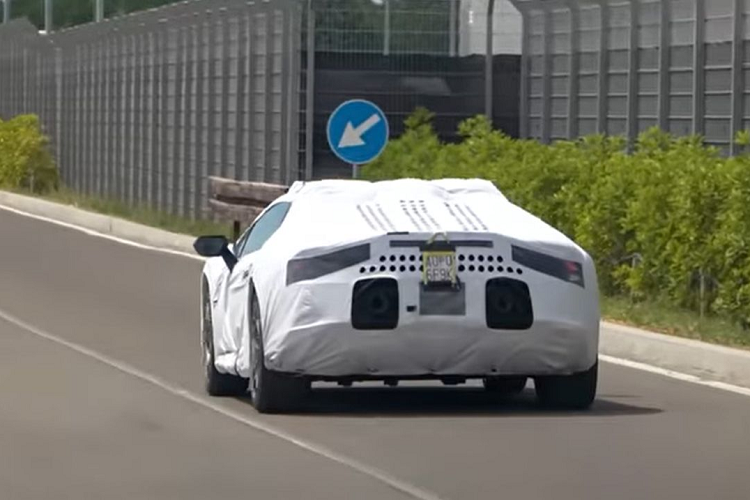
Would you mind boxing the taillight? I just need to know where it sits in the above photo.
[511,245,584,287]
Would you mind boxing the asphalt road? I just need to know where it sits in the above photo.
[1,207,749,500]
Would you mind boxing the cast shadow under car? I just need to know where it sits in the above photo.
[237,384,663,418]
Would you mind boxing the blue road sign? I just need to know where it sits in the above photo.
[327,99,389,166]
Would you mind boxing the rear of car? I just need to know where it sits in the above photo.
[251,179,599,407]
[263,230,599,380]
[199,178,601,412]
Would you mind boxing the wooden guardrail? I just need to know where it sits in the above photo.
[208,176,288,239]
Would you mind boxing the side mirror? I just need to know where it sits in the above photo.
[194,236,238,271]
[194,236,229,257]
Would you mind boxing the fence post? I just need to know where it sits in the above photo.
[305,0,315,181]
[383,0,391,56]
[730,0,744,155]
[44,0,52,32]
[3,0,10,24]
[95,0,104,23]
[699,269,706,320]
[692,0,705,136]
[485,0,496,121]
[449,0,458,57]
[519,7,529,138]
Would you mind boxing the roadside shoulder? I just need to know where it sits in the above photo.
[0,190,195,255]
[601,321,750,389]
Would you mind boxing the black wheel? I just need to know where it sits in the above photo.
[534,362,598,410]
[249,289,309,414]
[202,280,248,397]
[483,376,527,395]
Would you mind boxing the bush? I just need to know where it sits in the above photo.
[0,114,58,193]
[361,110,750,325]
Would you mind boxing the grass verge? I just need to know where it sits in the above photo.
[601,295,750,350]
[27,187,233,238]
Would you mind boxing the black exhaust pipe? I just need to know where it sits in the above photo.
[351,278,399,330]
[485,278,534,330]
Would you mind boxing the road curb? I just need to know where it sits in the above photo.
[600,321,750,389]
[2,189,749,390]
[0,190,196,254]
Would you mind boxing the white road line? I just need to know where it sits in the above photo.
[3,201,750,401]
[600,355,750,397]
[0,308,446,500]
[0,204,204,261]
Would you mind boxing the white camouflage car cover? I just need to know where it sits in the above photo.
[204,178,600,379]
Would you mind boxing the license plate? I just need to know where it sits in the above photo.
[423,250,457,287]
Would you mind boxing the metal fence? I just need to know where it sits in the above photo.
[306,0,522,178]
[0,0,522,216]
[513,0,750,154]
[0,0,302,219]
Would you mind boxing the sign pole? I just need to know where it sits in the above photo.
[352,164,359,180]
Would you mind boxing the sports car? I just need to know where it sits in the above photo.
[194,178,600,413]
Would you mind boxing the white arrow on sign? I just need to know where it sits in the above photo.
[338,113,382,149]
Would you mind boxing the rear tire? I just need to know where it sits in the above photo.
[534,362,598,410]
[202,281,248,397]
[483,376,527,395]
[249,289,309,414]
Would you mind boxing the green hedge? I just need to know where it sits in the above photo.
[0,114,58,193]
[362,108,750,325]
